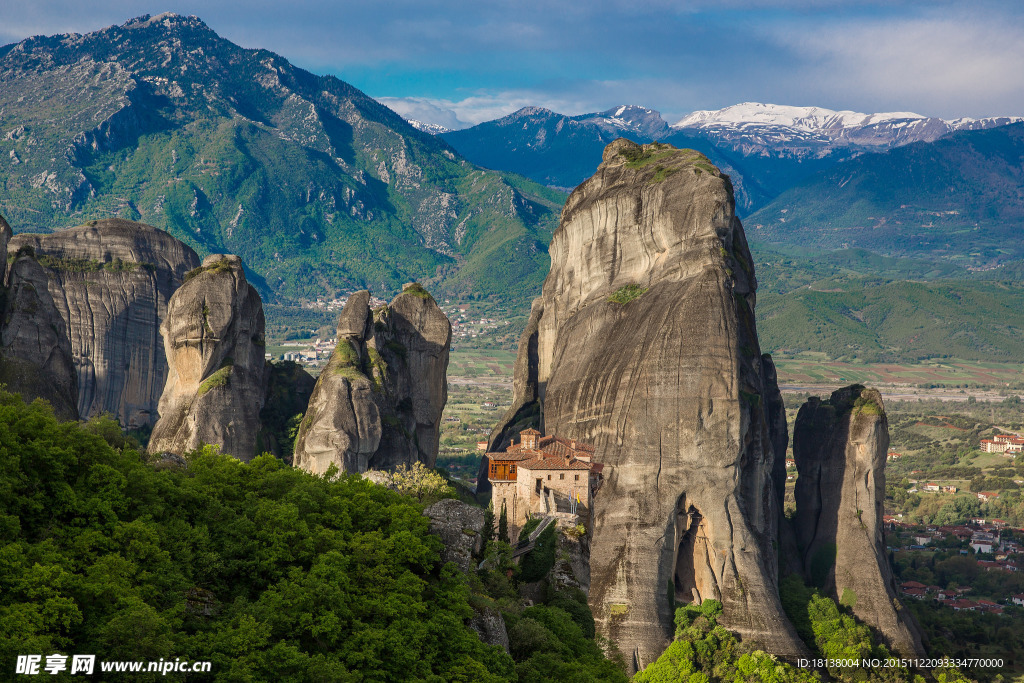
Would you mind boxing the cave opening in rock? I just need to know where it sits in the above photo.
[674,503,711,605]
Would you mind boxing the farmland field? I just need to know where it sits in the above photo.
[774,356,1024,389]
[447,349,517,380]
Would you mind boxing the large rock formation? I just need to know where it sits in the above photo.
[8,219,200,427]
[148,254,267,460]
[293,284,450,475]
[489,140,806,671]
[793,385,925,657]
[0,215,78,419]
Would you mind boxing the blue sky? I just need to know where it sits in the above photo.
[3,1,1023,127]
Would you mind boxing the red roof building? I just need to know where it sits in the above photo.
[487,429,603,526]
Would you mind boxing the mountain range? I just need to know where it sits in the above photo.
[747,122,1024,264]
[436,103,1021,213]
[0,13,563,305]
[5,15,1024,364]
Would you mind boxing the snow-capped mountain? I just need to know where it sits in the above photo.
[573,105,670,139]
[672,102,1023,148]
[407,119,452,135]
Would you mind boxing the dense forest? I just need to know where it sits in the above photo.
[0,390,624,681]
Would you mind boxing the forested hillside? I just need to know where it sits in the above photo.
[0,390,624,681]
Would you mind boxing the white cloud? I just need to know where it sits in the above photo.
[763,12,1024,118]
[377,92,598,128]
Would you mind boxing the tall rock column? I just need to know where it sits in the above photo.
[148,255,267,460]
[0,215,79,419]
[9,219,200,427]
[490,140,806,671]
[793,385,925,657]
[293,283,451,475]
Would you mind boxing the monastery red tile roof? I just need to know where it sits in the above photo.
[486,431,602,474]
[518,457,595,471]
[485,450,535,461]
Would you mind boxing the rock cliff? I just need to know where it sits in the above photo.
[0,215,78,419]
[148,254,267,460]
[793,385,925,657]
[8,219,200,427]
[293,284,451,474]
[490,140,806,671]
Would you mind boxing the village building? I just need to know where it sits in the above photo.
[486,428,603,526]
[980,434,1024,454]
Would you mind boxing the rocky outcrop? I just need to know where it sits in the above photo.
[148,255,267,460]
[793,385,925,657]
[468,607,510,653]
[293,283,450,475]
[490,140,806,671]
[0,217,79,419]
[8,219,200,427]
[423,498,510,652]
[423,498,485,573]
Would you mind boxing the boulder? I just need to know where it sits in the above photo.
[793,385,926,657]
[293,283,450,474]
[468,607,510,653]
[147,254,267,460]
[423,498,485,573]
[490,140,806,671]
[8,219,199,427]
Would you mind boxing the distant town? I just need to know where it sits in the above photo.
[272,294,515,368]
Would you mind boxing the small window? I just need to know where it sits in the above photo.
[559,473,564,480]
[547,474,551,480]
[575,475,580,481]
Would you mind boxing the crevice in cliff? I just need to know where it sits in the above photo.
[673,502,717,606]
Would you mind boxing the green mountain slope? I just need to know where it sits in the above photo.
[0,14,564,304]
[753,245,1024,362]
[747,123,1024,265]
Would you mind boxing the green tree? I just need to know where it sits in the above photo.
[0,390,515,681]
[499,503,510,543]
[482,500,496,551]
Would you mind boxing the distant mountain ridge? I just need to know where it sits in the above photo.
[747,122,1024,265]
[435,101,1022,213]
[671,101,1023,150]
[572,105,670,139]
[0,14,564,305]
[407,119,451,135]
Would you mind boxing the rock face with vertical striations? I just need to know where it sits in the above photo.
[793,385,925,657]
[293,283,451,475]
[489,140,807,671]
[148,254,267,460]
[8,219,200,427]
[0,214,79,419]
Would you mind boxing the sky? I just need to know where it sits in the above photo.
[2,1,1023,129]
